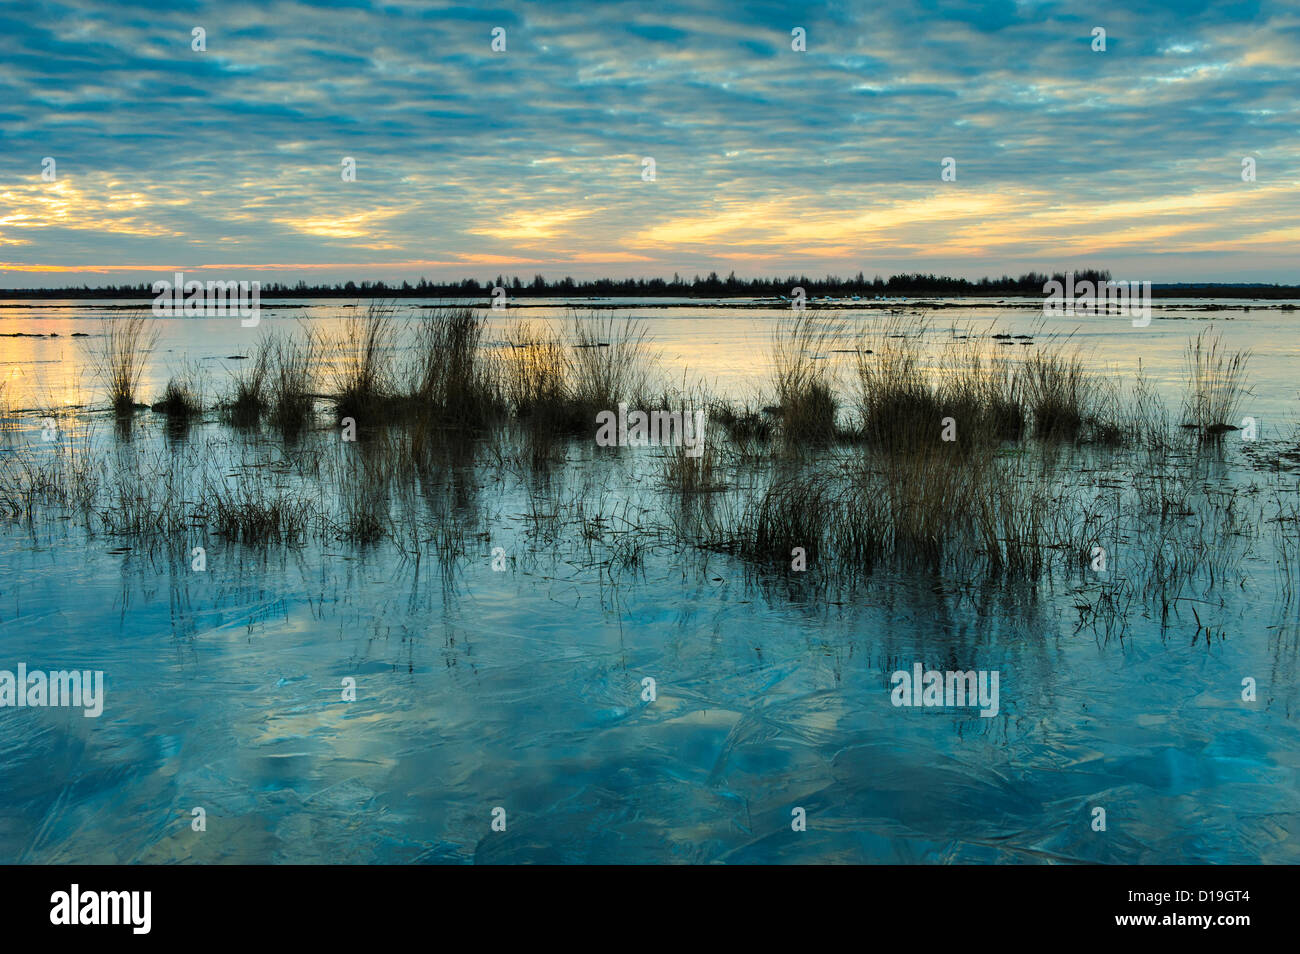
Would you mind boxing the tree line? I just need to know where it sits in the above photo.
[3,270,1297,299]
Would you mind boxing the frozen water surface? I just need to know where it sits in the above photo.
[0,298,1297,863]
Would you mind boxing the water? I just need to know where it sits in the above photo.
[1,297,1298,863]
[4,295,1299,423]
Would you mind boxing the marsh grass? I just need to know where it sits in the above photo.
[331,300,397,424]
[332,436,393,545]
[500,320,568,418]
[1087,378,1125,447]
[569,311,657,418]
[152,363,204,422]
[0,429,101,523]
[854,318,1024,453]
[499,320,572,467]
[1130,361,1171,453]
[268,325,319,437]
[492,313,661,468]
[88,315,159,415]
[866,443,987,567]
[98,441,200,536]
[730,473,822,567]
[2,306,1287,623]
[660,398,723,494]
[770,313,845,445]
[711,400,774,454]
[409,307,500,431]
[210,491,311,544]
[224,337,272,427]
[1021,345,1086,441]
[208,466,313,544]
[719,440,1095,584]
[1183,331,1252,439]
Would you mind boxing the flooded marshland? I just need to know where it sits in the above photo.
[1,298,1298,863]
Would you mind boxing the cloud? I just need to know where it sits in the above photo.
[467,207,600,241]
[1,0,1296,284]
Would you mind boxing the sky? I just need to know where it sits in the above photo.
[1,0,1297,287]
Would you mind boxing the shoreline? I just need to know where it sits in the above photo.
[0,298,1297,312]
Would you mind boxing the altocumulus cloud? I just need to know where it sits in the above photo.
[1,0,1297,283]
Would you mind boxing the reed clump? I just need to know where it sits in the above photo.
[724,444,1080,582]
[1183,331,1251,439]
[409,307,501,431]
[500,320,569,420]
[712,401,774,445]
[332,436,394,545]
[770,314,845,445]
[737,469,839,566]
[152,372,203,421]
[853,319,1024,453]
[568,312,657,426]
[499,320,573,466]
[223,337,272,427]
[88,315,159,415]
[1021,346,1086,441]
[331,301,397,425]
[268,326,319,437]
[494,313,659,466]
[208,473,312,544]
[660,392,723,494]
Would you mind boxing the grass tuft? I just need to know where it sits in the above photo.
[88,315,159,415]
